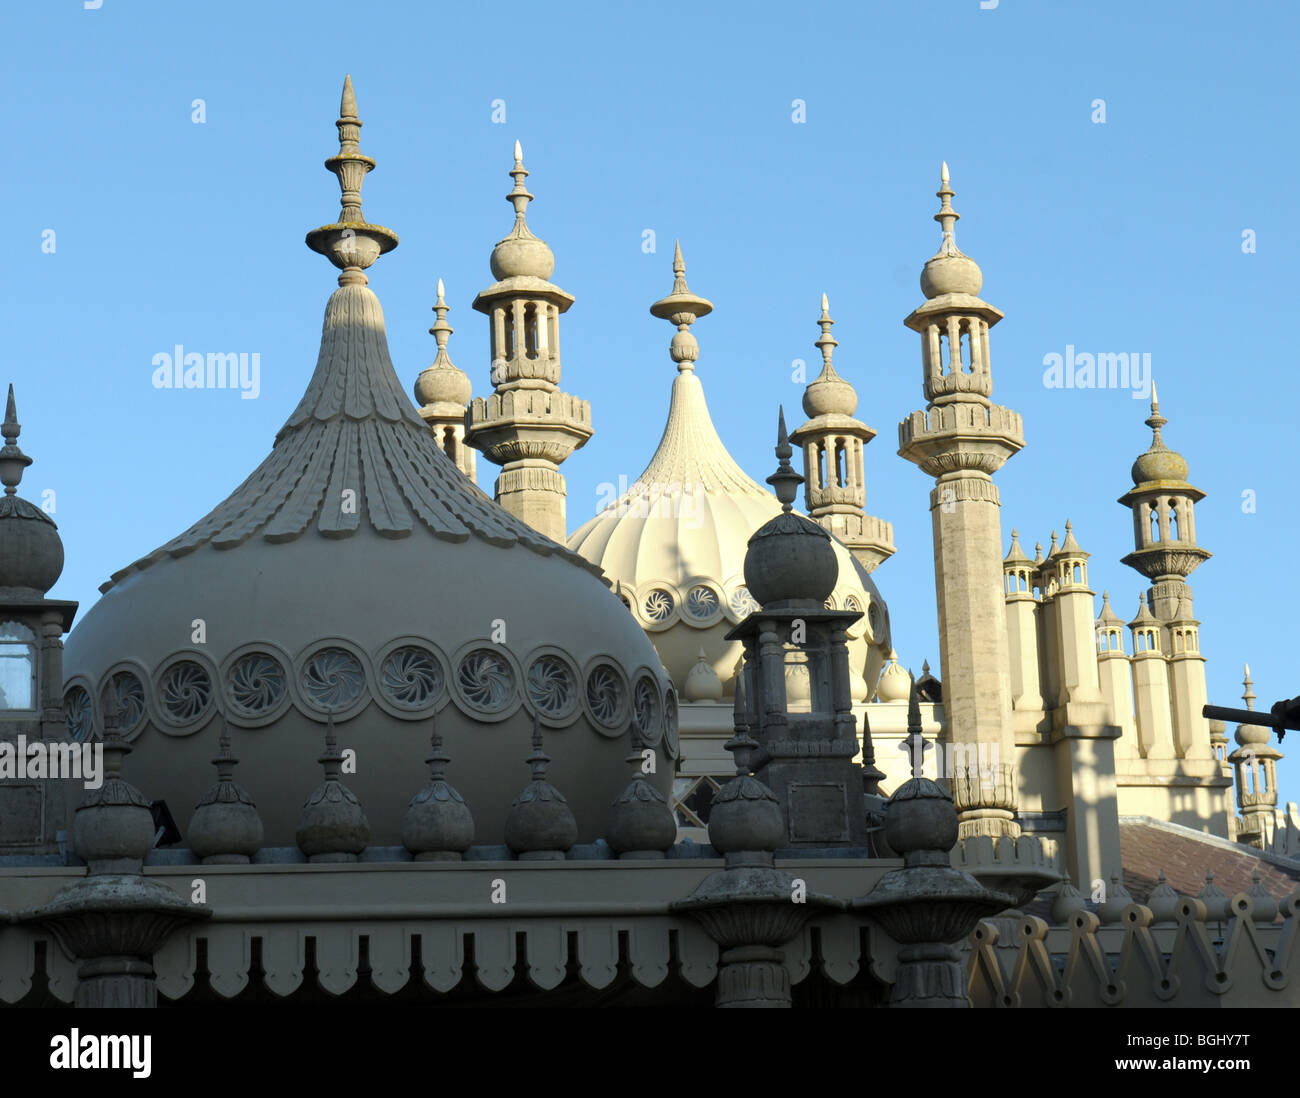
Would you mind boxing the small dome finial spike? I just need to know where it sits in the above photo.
[934,160,960,252]
[340,74,358,121]
[0,383,32,496]
[765,406,804,512]
[514,139,523,165]
[506,141,534,222]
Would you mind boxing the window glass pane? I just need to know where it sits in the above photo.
[0,643,33,709]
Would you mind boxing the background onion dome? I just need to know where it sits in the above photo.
[62,78,673,852]
[568,245,891,703]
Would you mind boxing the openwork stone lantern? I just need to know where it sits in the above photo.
[725,409,881,847]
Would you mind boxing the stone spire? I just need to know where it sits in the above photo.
[650,240,714,373]
[414,279,476,479]
[0,384,64,597]
[304,74,398,287]
[789,295,895,573]
[296,715,370,863]
[466,143,592,542]
[504,713,577,859]
[188,717,264,864]
[402,717,475,860]
[898,164,1023,840]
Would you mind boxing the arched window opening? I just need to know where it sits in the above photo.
[1169,504,1179,541]
[0,621,36,711]
[818,445,828,490]
[502,307,515,361]
[524,303,539,360]
[443,427,457,462]
[835,442,846,487]
[1149,506,1160,544]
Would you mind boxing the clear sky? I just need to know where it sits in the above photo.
[6,2,1297,796]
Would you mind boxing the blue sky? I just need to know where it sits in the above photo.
[6,2,1297,793]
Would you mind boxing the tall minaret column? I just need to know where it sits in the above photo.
[1002,530,1043,724]
[1095,593,1137,759]
[466,143,592,542]
[898,165,1023,840]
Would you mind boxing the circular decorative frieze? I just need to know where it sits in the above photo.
[224,647,290,727]
[663,684,680,760]
[454,647,516,717]
[684,584,721,623]
[823,595,837,611]
[382,645,444,708]
[583,659,629,737]
[729,585,759,618]
[526,651,579,726]
[157,658,214,731]
[633,674,662,747]
[845,595,862,614]
[64,684,94,743]
[296,643,369,719]
[643,588,675,624]
[107,668,147,739]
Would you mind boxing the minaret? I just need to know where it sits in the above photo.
[413,279,475,479]
[1229,665,1282,849]
[1118,386,1212,758]
[1095,592,1137,758]
[1047,522,1107,712]
[466,142,592,542]
[789,294,894,572]
[1128,594,1176,761]
[897,164,1023,840]
[1002,530,1043,720]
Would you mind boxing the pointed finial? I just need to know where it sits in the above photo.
[766,406,804,511]
[425,715,451,783]
[899,671,932,778]
[1033,541,1043,564]
[429,277,454,361]
[212,714,237,780]
[1243,665,1257,711]
[526,710,551,782]
[650,240,714,369]
[921,659,931,677]
[305,76,399,283]
[815,293,838,371]
[934,161,960,254]
[0,384,32,496]
[507,141,534,222]
[1145,384,1168,445]
[1065,519,1073,533]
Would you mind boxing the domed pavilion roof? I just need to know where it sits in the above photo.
[568,245,890,701]
[63,78,673,852]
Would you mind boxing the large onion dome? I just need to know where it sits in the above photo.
[567,245,890,701]
[62,78,672,851]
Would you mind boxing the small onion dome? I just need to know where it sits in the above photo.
[1050,881,1089,924]
[189,721,264,864]
[875,650,910,702]
[1248,867,1279,924]
[708,774,784,855]
[505,715,577,860]
[744,409,837,607]
[1146,870,1180,924]
[919,163,983,299]
[886,678,958,864]
[413,279,472,408]
[0,385,64,596]
[1197,871,1230,922]
[489,142,556,280]
[684,648,723,702]
[606,723,676,858]
[402,723,474,861]
[1130,383,1190,484]
[73,703,155,874]
[801,295,858,417]
[296,717,370,863]
[1098,872,1134,924]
